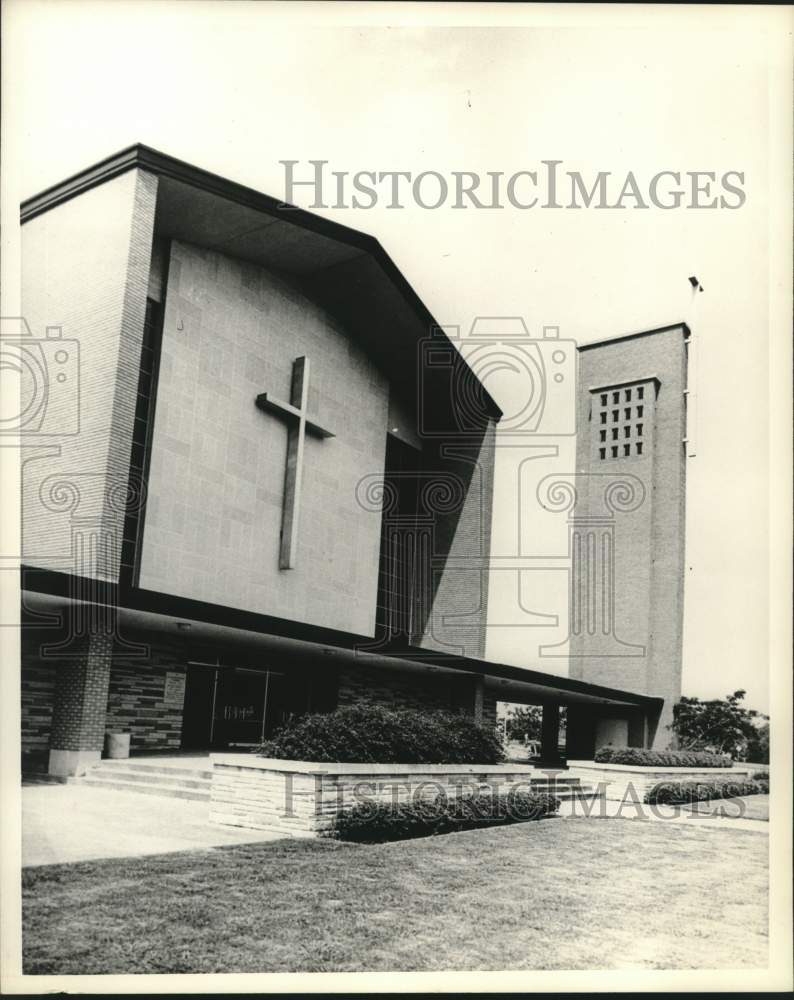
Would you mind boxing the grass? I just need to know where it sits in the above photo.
[680,794,770,822]
[22,818,768,974]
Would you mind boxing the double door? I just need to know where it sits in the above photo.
[181,664,284,749]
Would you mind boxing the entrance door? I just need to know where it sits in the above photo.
[213,668,270,748]
[179,660,333,749]
[181,664,274,750]
[181,665,216,749]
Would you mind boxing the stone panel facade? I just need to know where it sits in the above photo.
[210,756,575,836]
[567,761,753,802]
[138,240,388,636]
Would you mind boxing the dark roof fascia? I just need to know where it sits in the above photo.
[578,322,691,352]
[21,565,661,709]
[21,144,371,250]
[20,143,502,423]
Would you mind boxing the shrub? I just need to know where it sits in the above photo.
[594,746,733,768]
[326,791,561,843]
[644,778,765,805]
[258,704,506,765]
[751,770,769,792]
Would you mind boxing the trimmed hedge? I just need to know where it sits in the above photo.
[594,746,733,768]
[644,778,765,805]
[258,704,506,765]
[326,791,561,843]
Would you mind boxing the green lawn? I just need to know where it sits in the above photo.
[22,818,768,973]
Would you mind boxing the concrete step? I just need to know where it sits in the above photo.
[74,763,602,806]
[80,774,211,802]
[91,761,212,784]
[80,760,213,802]
[85,767,211,792]
[531,787,600,801]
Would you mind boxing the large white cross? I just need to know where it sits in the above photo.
[255,356,334,569]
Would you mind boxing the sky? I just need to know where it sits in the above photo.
[3,1,790,713]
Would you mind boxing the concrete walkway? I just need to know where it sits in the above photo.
[22,782,284,867]
[22,777,769,868]
[557,793,769,833]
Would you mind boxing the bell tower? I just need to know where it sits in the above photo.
[567,323,690,749]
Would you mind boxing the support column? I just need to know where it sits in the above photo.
[48,633,113,776]
[538,701,566,769]
[565,704,597,760]
[627,709,648,748]
[473,677,484,724]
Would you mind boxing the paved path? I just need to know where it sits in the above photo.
[557,793,769,833]
[21,781,769,868]
[22,783,284,867]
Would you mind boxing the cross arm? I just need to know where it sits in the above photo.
[255,392,334,439]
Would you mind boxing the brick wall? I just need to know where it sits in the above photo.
[22,632,114,764]
[571,327,688,745]
[21,624,500,761]
[21,629,190,758]
[49,635,114,752]
[105,170,159,563]
[138,240,388,636]
[105,636,187,751]
[21,659,56,756]
[21,168,157,584]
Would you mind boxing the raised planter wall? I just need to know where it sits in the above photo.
[567,760,754,801]
[209,755,579,837]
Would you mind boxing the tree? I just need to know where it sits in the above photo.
[744,720,770,764]
[505,705,542,742]
[503,704,567,743]
[668,690,765,759]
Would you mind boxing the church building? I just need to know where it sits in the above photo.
[17,145,686,777]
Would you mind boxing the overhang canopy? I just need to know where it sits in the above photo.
[22,568,661,712]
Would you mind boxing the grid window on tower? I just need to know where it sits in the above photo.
[594,381,650,461]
